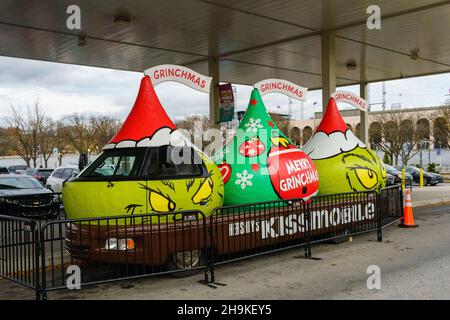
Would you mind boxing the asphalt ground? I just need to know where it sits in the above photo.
[1,201,449,300]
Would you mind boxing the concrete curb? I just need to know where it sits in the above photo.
[413,198,450,208]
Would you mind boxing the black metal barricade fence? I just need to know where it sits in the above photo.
[378,185,404,228]
[306,191,380,245]
[0,215,41,299]
[39,210,207,299]
[0,186,404,299]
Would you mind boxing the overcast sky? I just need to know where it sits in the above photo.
[0,55,449,126]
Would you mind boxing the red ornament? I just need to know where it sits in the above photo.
[268,121,274,128]
[239,137,265,157]
[250,99,258,106]
[217,162,231,184]
[251,164,261,173]
[267,144,319,200]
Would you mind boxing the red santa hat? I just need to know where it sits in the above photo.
[302,98,366,159]
[104,76,189,149]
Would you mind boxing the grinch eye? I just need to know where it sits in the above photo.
[148,190,176,212]
[354,168,378,189]
[192,177,213,205]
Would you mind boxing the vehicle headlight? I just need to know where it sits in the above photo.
[104,238,135,251]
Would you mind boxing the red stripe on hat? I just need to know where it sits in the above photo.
[316,98,348,134]
[109,76,176,145]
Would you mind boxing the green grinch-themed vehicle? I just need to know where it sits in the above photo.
[62,75,224,222]
[63,145,223,221]
[302,97,387,195]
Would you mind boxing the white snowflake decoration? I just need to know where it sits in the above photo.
[244,118,263,133]
[235,170,254,190]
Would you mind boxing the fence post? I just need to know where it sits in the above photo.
[376,191,383,242]
[33,222,45,300]
[207,213,215,283]
[304,200,312,258]
[39,224,48,300]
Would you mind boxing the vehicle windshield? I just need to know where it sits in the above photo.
[0,177,43,189]
[406,166,420,172]
[38,170,53,178]
[9,165,28,171]
[0,167,9,174]
[384,164,396,172]
[79,146,203,179]
[80,148,146,178]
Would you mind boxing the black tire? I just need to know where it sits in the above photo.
[330,229,350,244]
[167,250,204,278]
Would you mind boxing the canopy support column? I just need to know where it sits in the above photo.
[360,83,369,145]
[321,31,336,112]
[209,58,220,126]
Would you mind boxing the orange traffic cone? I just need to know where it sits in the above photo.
[399,189,419,228]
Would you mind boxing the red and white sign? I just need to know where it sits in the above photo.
[254,79,307,101]
[332,91,368,112]
[144,65,212,93]
[268,146,319,200]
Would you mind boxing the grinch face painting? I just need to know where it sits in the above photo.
[302,98,386,195]
[63,76,224,221]
[213,89,319,206]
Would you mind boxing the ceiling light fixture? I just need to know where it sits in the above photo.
[410,48,420,60]
[346,59,357,70]
[77,36,87,47]
[114,13,131,25]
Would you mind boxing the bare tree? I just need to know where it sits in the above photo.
[64,113,95,155]
[373,111,422,166]
[7,101,50,167]
[175,115,211,151]
[90,115,121,152]
[0,127,14,156]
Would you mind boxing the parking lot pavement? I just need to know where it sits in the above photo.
[409,183,450,207]
[2,204,450,300]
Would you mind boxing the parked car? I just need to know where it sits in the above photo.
[7,165,30,174]
[0,166,10,174]
[386,173,396,186]
[25,168,54,185]
[428,172,444,184]
[404,166,440,186]
[384,164,413,185]
[46,165,79,193]
[0,174,59,218]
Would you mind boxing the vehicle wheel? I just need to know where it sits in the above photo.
[168,250,204,277]
[330,229,350,244]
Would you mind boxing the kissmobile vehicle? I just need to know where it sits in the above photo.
[62,72,383,269]
[63,74,224,268]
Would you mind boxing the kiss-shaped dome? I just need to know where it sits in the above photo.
[213,88,319,205]
[302,98,386,194]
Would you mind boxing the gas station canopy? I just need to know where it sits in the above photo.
[0,0,449,89]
